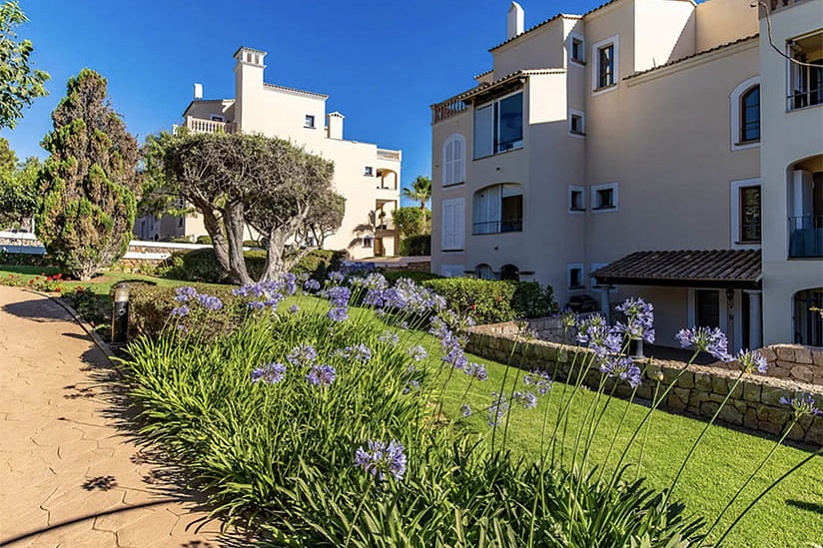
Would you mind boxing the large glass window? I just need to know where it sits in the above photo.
[473,184,523,234]
[741,86,760,142]
[740,186,761,243]
[598,44,615,88]
[788,32,823,110]
[473,92,523,158]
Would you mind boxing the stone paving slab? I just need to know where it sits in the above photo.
[0,286,239,547]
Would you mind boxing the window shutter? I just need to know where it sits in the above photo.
[442,198,465,250]
[454,199,465,250]
[453,138,464,183]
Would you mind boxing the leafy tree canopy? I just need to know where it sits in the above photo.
[402,175,432,211]
[0,1,49,129]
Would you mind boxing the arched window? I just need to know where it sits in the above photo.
[741,86,760,143]
[442,134,465,186]
[475,263,496,280]
[472,183,523,234]
[500,264,520,281]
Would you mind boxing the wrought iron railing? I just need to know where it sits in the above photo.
[472,219,523,235]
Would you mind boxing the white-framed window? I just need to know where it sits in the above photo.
[304,114,315,128]
[568,32,585,66]
[441,197,465,251]
[441,264,465,277]
[364,166,374,176]
[729,76,761,151]
[787,32,823,111]
[730,178,761,248]
[362,235,374,248]
[442,134,466,186]
[568,185,585,213]
[567,263,585,291]
[591,182,618,213]
[472,184,523,234]
[210,114,224,122]
[569,109,585,137]
[592,35,619,94]
[474,91,524,159]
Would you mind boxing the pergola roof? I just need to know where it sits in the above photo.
[591,249,762,289]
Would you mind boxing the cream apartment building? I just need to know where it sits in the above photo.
[431,0,823,351]
[138,47,401,260]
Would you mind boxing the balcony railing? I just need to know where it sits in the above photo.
[789,215,823,258]
[184,116,238,134]
[788,86,822,111]
[376,149,401,162]
[472,219,523,235]
[431,97,468,124]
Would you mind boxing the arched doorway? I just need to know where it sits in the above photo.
[500,264,520,281]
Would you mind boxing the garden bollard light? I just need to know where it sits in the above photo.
[112,283,130,343]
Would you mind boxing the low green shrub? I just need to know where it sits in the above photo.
[288,249,346,279]
[195,235,212,245]
[381,269,442,286]
[243,239,260,248]
[422,278,556,324]
[399,234,431,256]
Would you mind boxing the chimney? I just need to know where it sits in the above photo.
[327,111,344,140]
[194,83,203,100]
[507,2,524,40]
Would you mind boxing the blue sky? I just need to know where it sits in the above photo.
[6,0,646,203]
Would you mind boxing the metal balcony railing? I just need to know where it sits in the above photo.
[789,215,823,258]
[788,86,823,110]
[472,219,523,235]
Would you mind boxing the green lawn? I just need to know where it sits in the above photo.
[0,264,198,295]
[4,273,820,546]
[286,297,823,548]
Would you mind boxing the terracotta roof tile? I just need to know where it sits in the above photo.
[591,249,762,288]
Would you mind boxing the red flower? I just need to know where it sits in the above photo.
[55,287,62,292]
[470,304,476,310]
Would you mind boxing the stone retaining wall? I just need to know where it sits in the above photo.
[714,344,823,386]
[467,323,823,447]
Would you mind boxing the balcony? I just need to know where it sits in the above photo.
[472,219,523,235]
[375,219,396,236]
[184,116,238,134]
[761,0,812,16]
[789,215,823,258]
[377,149,401,162]
[431,97,468,124]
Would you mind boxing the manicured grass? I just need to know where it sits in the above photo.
[284,296,823,548]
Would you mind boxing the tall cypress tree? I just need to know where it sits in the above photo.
[36,69,140,280]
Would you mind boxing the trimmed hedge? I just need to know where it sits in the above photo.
[422,278,556,324]
[399,234,431,256]
[382,270,442,286]
[166,248,345,283]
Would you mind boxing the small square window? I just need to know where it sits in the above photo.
[362,236,374,248]
[304,115,315,128]
[569,185,585,213]
[364,166,374,176]
[569,110,585,136]
[567,263,585,290]
[571,37,585,64]
[210,114,224,122]
[591,183,618,212]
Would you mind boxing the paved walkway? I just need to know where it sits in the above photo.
[0,286,239,547]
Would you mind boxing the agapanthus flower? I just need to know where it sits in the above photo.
[512,391,538,409]
[403,379,420,394]
[614,297,655,343]
[523,369,552,395]
[251,362,286,384]
[195,293,223,312]
[779,393,822,417]
[287,344,317,366]
[306,364,336,386]
[676,326,732,361]
[464,362,488,381]
[378,331,399,346]
[171,305,190,317]
[337,343,372,363]
[325,285,351,308]
[442,344,469,371]
[488,392,510,427]
[354,440,407,481]
[407,345,428,362]
[288,304,300,314]
[247,300,265,311]
[577,315,622,355]
[461,404,472,417]
[303,279,321,292]
[599,355,642,388]
[734,349,768,375]
[327,271,345,283]
[557,309,578,330]
[327,306,348,322]
[174,286,197,302]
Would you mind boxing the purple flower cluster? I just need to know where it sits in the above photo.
[306,364,336,387]
[233,274,299,311]
[464,362,488,381]
[734,349,768,375]
[327,271,345,284]
[322,285,351,322]
[336,343,372,363]
[488,392,510,427]
[512,391,538,410]
[676,327,732,361]
[577,315,623,355]
[174,286,197,302]
[358,276,445,316]
[403,379,420,394]
[461,404,472,417]
[779,393,822,417]
[286,344,317,367]
[523,369,552,395]
[599,355,642,389]
[251,362,287,384]
[171,305,190,317]
[614,298,655,344]
[354,440,407,481]
[378,331,399,346]
[406,345,428,362]
[303,279,321,292]
[196,293,223,312]
[288,304,300,314]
